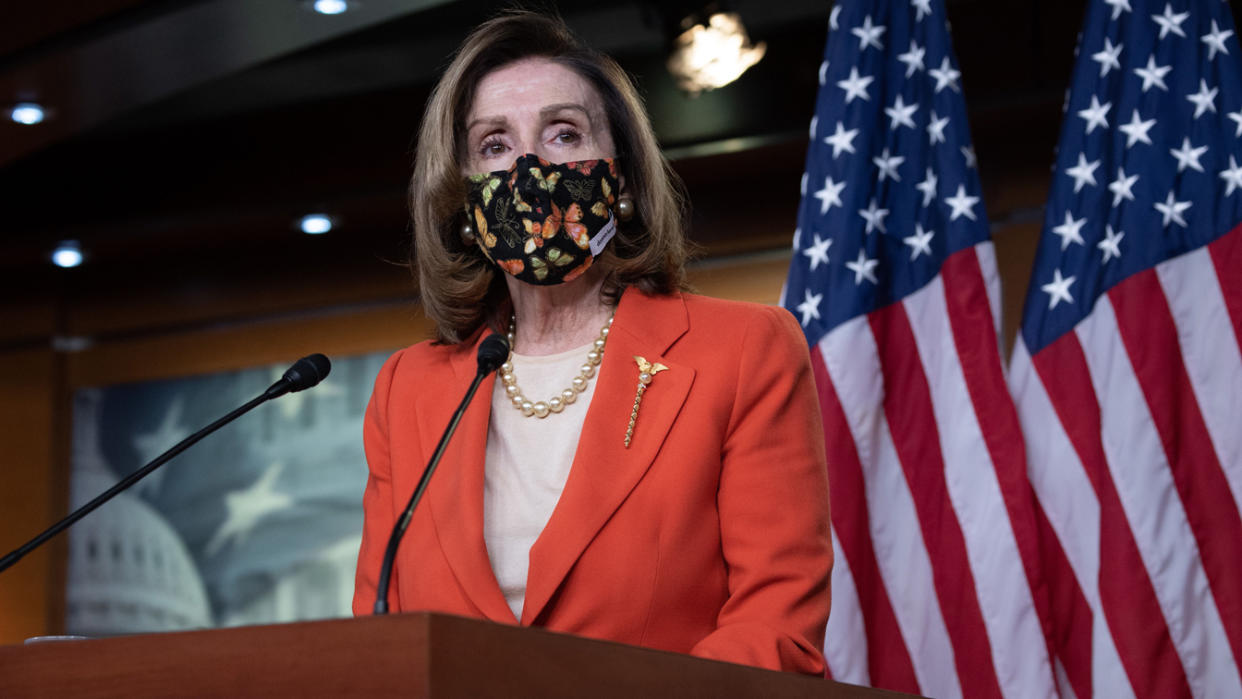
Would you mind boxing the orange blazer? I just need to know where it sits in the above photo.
[353,289,832,674]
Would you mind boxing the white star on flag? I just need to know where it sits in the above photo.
[903,223,934,259]
[1187,79,1219,118]
[1170,137,1208,173]
[1078,94,1112,134]
[803,234,832,270]
[916,167,938,206]
[845,248,879,285]
[930,56,961,93]
[1104,0,1131,21]
[824,121,859,157]
[1154,190,1192,227]
[1041,268,1076,309]
[885,95,919,130]
[1052,210,1088,250]
[897,40,926,77]
[1098,224,1124,263]
[813,176,846,214]
[1109,167,1139,206]
[927,110,950,144]
[796,289,822,326]
[1118,109,1157,147]
[1152,3,1190,40]
[911,0,932,22]
[1202,19,1234,60]
[1229,109,1242,136]
[1221,155,1242,196]
[961,145,978,168]
[837,67,874,103]
[1093,37,1123,76]
[858,199,890,234]
[852,15,886,51]
[1066,153,1101,192]
[945,184,980,221]
[874,148,905,182]
[1135,55,1172,91]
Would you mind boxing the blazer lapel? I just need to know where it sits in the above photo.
[522,291,696,624]
[425,332,516,623]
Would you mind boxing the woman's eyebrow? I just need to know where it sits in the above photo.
[466,103,592,135]
[464,115,507,135]
[540,103,592,123]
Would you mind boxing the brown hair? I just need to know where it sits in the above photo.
[410,9,690,343]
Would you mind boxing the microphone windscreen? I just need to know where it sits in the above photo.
[476,333,511,375]
[283,353,332,392]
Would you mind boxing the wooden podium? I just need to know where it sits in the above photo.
[0,613,915,698]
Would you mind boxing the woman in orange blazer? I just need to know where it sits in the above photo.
[353,10,831,675]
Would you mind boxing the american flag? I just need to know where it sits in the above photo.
[782,1,1056,696]
[1009,0,1242,696]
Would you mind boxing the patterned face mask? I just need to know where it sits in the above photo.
[464,154,620,285]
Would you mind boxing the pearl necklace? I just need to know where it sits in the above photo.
[499,312,614,418]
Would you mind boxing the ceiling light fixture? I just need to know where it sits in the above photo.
[9,102,47,125]
[51,240,83,268]
[299,213,334,234]
[308,0,351,15]
[667,11,766,95]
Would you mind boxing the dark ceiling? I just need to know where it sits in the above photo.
[7,0,1213,341]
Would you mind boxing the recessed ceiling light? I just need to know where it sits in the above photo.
[299,213,334,234]
[310,0,350,15]
[9,102,46,125]
[51,241,83,268]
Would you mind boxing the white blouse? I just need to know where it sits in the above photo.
[483,342,598,621]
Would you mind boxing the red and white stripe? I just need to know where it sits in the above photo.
[1008,225,1242,697]
[814,241,1057,698]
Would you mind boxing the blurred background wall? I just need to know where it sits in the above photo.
[0,0,1146,642]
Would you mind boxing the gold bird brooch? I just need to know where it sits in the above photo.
[625,356,668,448]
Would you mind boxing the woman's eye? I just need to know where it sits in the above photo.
[478,137,507,157]
[554,129,581,145]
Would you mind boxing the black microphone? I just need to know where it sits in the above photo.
[475,333,510,375]
[0,353,332,575]
[265,353,331,399]
[373,333,509,614]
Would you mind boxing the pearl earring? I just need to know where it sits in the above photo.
[460,219,476,245]
[614,196,635,222]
